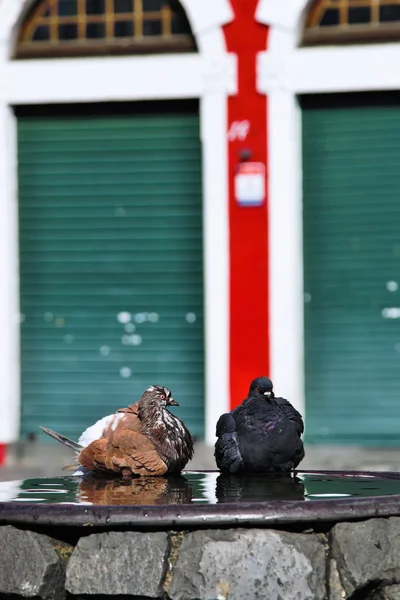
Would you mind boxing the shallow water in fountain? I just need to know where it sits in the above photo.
[1,471,400,505]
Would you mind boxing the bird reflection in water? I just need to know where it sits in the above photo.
[77,473,193,506]
[215,473,305,503]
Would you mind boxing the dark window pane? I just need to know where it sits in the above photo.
[115,0,132,13]
[380,4,400,22]
[86,22,105,38]
[171,12,192,34]
[58,0,77,16]
[32,25,50,41]
[143,0,163,12]
[114,20,133,36]
[143,20,162,35]
[320,8,340,26]
[59,23,78,39]
[86,0,105,15]
[348,7,370,24]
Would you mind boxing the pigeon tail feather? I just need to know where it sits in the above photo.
[40,426,83,453]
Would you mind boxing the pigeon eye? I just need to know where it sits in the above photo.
[160,394,166,400]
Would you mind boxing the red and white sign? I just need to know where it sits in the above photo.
[234,162,266,206]
[228,120,250,141]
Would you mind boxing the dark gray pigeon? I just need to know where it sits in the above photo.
[214,376,305,474]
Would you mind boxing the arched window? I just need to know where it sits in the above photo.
[16,0,196,58]
[304,0,400,45]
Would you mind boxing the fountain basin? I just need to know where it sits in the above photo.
[1,469,400,527]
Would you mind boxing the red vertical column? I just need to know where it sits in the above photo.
[223,0,269,409]
[0,443,6,467]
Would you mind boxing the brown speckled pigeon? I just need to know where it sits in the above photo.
[41,385,194,479]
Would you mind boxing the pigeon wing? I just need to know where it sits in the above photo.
[111,429,168,476]
[214,413,244,474]
[79,430,168,477]
[78,439,110,472]
[274,397,304,434]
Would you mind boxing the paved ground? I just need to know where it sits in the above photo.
[1,441,400,481]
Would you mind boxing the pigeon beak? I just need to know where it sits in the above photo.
[263,391,271,397]
[167,397,179,407]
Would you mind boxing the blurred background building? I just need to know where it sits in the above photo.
[0,0,400,465]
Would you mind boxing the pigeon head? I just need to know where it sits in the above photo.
[143,385,179,408]
[249,376,274,399]
[138,385,194,472]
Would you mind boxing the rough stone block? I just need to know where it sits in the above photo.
[373,584,400,600]
[331,517,400,597]
[168,528,326,600]
[66,531,168,597]
[0,525,66,599]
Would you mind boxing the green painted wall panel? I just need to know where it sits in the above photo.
[18,110,204,440]
[302,96,400,444]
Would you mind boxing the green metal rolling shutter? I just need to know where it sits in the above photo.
[303,94,400,445]
[18,107,204,440]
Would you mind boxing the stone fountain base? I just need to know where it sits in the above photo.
[1,518,400,599]
[2,470,400,600]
